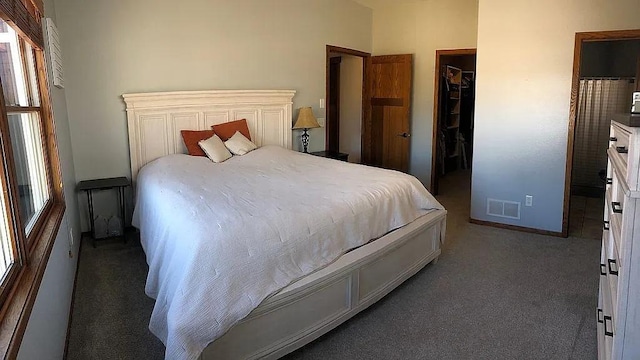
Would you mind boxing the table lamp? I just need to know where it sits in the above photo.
[293,107,320,153]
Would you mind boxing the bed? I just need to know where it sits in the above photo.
[122,90,447,360]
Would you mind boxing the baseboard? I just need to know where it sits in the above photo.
[62,236,83,359]
[469,218,565,238]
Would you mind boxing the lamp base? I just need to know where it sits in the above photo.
[301,128,310,153]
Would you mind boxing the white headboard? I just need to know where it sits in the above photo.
[122,90,296,180]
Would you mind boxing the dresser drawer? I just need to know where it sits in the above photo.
[605,189,623,258]
[603,230,620,313]
[610,123,630,165]
[609,120,640,192]
[599,262,616,356]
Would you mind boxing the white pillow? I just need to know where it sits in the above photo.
[224,131,257,155]
[198,134,232,163]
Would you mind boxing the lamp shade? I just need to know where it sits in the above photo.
[293,107,320,129]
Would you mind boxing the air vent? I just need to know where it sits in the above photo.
[487,198,521,220]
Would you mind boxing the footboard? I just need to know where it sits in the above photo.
[200,209,447,360]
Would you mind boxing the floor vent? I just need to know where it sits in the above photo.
[486,198,521,220]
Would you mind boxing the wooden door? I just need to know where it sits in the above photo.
[362,54,412,172]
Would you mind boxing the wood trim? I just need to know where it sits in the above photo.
[469,218,563,237]
[362,56,372,165]
[36,50,63,203]
[324,45,371,155]
[562,29,640,238]
[431,48,477,193]
[578,30,640,42]
[0,60,28,305]
[5,106,41,113]
[326,45,370,58]
[635,57,640,92]
[0,203,65,359]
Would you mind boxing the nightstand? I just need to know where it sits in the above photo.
[77,177,130,246]
[309,150,349,162]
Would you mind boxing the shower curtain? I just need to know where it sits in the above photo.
[572,78,635,193]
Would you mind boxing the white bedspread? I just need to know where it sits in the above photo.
[133,146,443,360]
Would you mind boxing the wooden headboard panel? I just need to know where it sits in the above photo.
[122,90,296,180]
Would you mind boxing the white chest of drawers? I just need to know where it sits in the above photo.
[598,115,640,360]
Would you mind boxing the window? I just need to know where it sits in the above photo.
[0,2,64,356]
[0,17,57,303]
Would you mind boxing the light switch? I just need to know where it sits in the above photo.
[317,117,325,127]
[319,99,325,109]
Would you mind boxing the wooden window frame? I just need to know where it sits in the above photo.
[0,17,66,360]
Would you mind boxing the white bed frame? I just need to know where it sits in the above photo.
[122,90,447,359]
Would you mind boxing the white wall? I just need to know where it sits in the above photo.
[371,0,479,185]
[17,0,81,357]
[471,0,640,232]
[53,0,372,230]
[339,55,364,163]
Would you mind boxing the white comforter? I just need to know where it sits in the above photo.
[133,146,443,360]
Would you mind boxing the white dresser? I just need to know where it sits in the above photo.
[598,115,640,360]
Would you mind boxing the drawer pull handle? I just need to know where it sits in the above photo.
[616,146,628,154]
[601,263,607,276]
[608,259,619,276]
[606,178,613,185]
[604,315,614,337]
[612,202,623,214]
[604,221,610,231]
[597,309,604,323]
[610,137,617,142]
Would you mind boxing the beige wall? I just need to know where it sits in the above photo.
[54,0,372,230]
[339,55,364,163]
[471,0,640,232]
[371,0,479,184]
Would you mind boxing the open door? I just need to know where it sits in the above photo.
[362,54,412,172]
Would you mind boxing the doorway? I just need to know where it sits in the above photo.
[325,46,413,172]
[563,30,640,238]
[326,45,369,163]
[431,49,477,196]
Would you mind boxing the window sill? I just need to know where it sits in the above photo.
[0,201,65,359]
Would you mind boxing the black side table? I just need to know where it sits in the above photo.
[309,150,349,162]
[77,177,130,246]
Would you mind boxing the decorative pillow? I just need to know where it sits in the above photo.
[212,119,251,141]
[224,131,257,156]
[181,130,216,156]
[199,134,233,163]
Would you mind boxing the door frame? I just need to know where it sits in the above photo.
[562,29,640,237]
[325,45,370,155]
[430,48,477,194]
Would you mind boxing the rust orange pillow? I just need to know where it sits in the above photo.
[181,130,215,156]
[212,119,251,141]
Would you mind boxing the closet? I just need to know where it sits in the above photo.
[432,51,476,195]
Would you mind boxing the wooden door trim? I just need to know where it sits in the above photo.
[430,48,477,193]
[562,29,640,237]
[635,56,640,92]
[325,45,371,153]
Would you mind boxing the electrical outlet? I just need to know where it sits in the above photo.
[525,195,533,207]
